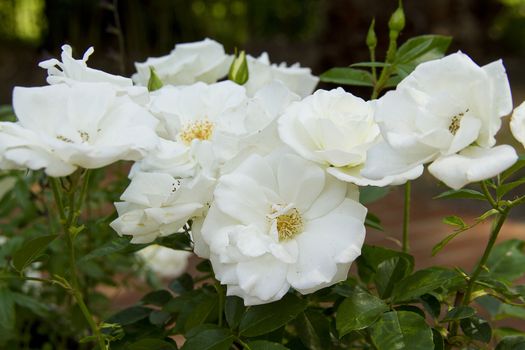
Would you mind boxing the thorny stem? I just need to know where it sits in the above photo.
[214,281,225,327]
[370,49,377,82]
[480,181,498,211]
[51,170,105,349]
[402,181,411,253]
[50,178,65,222]
[112,0,126,75]
[447,181,514,348]
[461,210,509,306]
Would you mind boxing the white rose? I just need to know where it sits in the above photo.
[193,150,366,305]
[278,88,422,186]
[510,101,525,149]
[132,38,232,86]
[0,83,159,177]
[39,44,132,87]
[39,45,150,105]
[363,51,517,189]
[134,81,297,178]
[111,172,214,243]
[244,52,319,98]
[137,244,192,278]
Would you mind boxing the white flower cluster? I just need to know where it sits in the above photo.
[1,38,522,305]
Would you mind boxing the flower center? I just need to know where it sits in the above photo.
[448,109,469,135]
[179,119,214,145]
[56,135,73,143]
[79,130,90,142]
[275,208,303,242]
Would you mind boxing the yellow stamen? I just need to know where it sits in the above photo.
[275,208,303,241]
[179,119,214,145]
[448,109,469,136]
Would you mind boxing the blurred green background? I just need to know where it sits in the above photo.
[1,0,525,104]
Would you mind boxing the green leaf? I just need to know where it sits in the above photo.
[128,338,177,350]
[360,186,390,204]
[141,290,173,306]
[350,62,390,68]
[497,178,525,198]
[79,237,140,262]
[225,296,245,330]
[169,273,194,294]
[246,340,289,350]
[320,67,374,87]
[395,35,452,64]
[12,292,50,317]
[432,229,469,256]
[148,67,164,91]
[374,256,412,299]
[460,316,492,343]
[432,328,445,350]
[106,306,152,326]
[336,287,389,336]
[484,239,525,282]
[196,260,212,273]
[495,327,525,339]
[296,310,331,350]
[392,267,461,303]
[0,288,15,330]
[239,294,307,337]
[365,212,384,231]
[228,50,249,85]
[357,245,414,284]
[420,294,441,319]
[442,306,476,322]
[156,233,192,251]
[12,234,58,272]
[394,305,426,319]
[496,336,525,350]
[442,215,466,228]
[0,105,15,121]
[149,309,171,326]
[384,74,403,88]
[183,292,219,332]
[370,311,434,350]
[182,325,234,350]
[495,304,525,321]
[501,155,525,181]
[434,188,485,201]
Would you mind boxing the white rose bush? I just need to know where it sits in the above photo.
[2,3,525,350]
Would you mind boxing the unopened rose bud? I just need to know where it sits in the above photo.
[147,66,163,92]
[228,49,249,85]
[388,1,405,35]
[366,18,377,50]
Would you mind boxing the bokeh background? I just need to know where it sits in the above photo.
[2,0,525,294]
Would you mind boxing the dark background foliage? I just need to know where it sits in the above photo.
[1,0,525,105]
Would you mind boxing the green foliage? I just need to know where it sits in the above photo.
[483,239,525,282]
[182,325,234,350]
[336,287,388,336]
[392,267,462,302]
[460,316,492,343]
[370,311,434,350]
[239,294,307,337]
[12,234,58,272]
[321,34,451,96]
[320,67,374,87]
[442,306,476,322]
